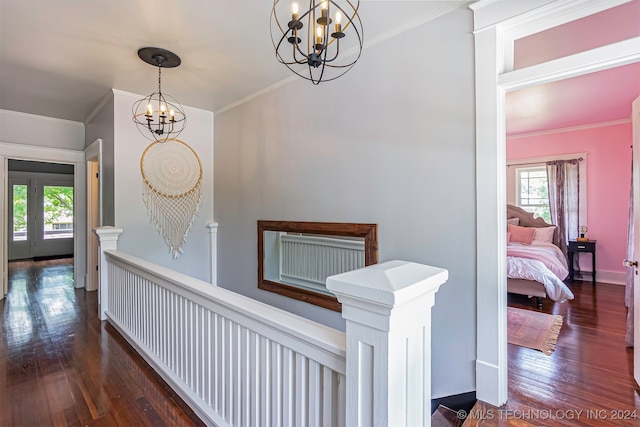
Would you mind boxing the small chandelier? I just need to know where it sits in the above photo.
[132,47,187,142]
[271,1,363,84]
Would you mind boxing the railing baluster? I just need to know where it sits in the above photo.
[96,243,449,427]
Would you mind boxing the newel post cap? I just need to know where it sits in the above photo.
[94,226,123,238]
[326,260,448,330]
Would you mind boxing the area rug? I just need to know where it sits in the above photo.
[507,306,563,355]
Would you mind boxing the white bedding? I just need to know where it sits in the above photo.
[507,241,574,302]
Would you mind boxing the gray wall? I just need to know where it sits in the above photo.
[85,89,215,282]
[0,109,84,150]
[214,8,477,399]
[112,91,215,282]
[85,93,116,226]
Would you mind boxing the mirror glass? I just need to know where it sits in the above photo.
[258,221,378,312]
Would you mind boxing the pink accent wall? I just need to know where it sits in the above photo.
[507,122,632,277]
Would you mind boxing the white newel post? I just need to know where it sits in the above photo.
[206,221,218,285]
[326,260,448,427]
[94,226,123,321]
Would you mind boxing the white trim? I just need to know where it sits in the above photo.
[473,0,632,407]
[0,141,87,291]
[573,270,626,286]
[85,139,103,292]
[1,156,6,297]
[508,118,631,139]
[507,152,587,165]
[499,37,640,91]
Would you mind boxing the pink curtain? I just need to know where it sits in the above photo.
[546,159,580,262]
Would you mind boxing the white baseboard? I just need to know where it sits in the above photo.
[573,270,626,286]
[475,359,507,407]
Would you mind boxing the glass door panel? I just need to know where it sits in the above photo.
[12,184,28,241]
[8,178,31,261]
[42,185,74,240]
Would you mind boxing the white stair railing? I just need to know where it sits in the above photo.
[95,226,448,427]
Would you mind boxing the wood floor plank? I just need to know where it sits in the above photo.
[465,281,640,426]
[0,258,203,427]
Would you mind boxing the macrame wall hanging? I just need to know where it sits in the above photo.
[140,138,203,258]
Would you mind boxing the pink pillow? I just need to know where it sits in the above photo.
[508,224,535,244]
[507,232,512,244]
[532,226,555,243]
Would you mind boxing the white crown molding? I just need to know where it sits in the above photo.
[507,118,631,140]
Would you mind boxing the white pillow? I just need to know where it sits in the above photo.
[507,218,520,226]
[532,226,555,243]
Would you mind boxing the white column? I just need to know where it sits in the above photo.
[326,260,448,427]
[94,226,123,320]
[206,221,219,285]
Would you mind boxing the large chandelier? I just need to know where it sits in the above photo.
[271,1,363,84]
[132,47,187,142]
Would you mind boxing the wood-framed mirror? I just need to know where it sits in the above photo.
[257,220,378,312]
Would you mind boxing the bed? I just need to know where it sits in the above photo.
[506,204,574,308]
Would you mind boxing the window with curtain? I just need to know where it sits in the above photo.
[509,154,586,222]
[546,159,580,259]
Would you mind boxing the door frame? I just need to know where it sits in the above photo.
[85,138,102,292]
[0,142,87,297]
[632,95,640,385]
[472,0,640,405]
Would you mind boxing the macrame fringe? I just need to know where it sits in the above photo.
[142,183,202,259]
[140,138,203,259]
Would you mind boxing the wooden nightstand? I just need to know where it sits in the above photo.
[568,240,597,285]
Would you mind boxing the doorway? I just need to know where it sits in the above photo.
[0,142,87,299]
[473,0,639,406]
[7,160,75,261]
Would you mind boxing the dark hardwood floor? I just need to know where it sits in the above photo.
[4,259,639,426]
[0,258,203,427]
[465,280,640,426]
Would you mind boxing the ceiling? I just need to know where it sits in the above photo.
[0,1,470,121]
[1,0,638,136]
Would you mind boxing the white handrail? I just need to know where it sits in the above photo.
[95,226,448,427]
[103,248,345,427]
[106,249,346,370]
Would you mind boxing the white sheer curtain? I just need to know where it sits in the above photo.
[546,159,580,261]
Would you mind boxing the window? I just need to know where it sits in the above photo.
[516,166,551,223]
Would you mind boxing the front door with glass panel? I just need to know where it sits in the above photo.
[8,173,74,260]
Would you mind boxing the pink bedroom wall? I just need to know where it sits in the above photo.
[507,122,632,279]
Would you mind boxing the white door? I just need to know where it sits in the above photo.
[632,95,640,386]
